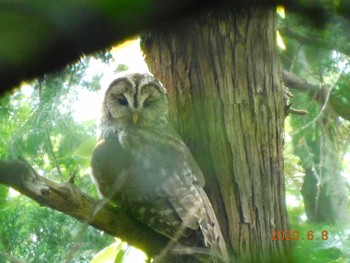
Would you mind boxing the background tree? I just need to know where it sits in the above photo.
[279,8,350,224]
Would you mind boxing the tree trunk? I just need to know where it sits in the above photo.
[142,6,290,263]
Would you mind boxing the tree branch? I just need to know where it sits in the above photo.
[282,70,320,92]
[0,159,168,257]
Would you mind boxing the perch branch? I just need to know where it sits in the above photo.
[0,159,168,257]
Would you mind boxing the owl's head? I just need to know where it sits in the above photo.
[101,73,169,132]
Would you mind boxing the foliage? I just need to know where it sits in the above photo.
[0,195,113,263]
[0,55,118,262]
[91,239,147,263]
[290,224,350,263]
[331,70,350,120]
[280,4,350,262]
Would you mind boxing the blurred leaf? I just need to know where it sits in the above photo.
[291,224,349,262]
[91,240,123,263]
[330,73,350,120]
[73,136,97,159]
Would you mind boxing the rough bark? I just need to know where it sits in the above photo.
[142,7,289,262]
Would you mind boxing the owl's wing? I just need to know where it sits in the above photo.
[152,143,228,257]
[91,136,129,200]
[129,133,228,259]
[91,131,227,260]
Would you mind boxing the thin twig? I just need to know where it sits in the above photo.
[288,108,308,115]
[64,224,89,263]
[291,69,344,136]
[314,136,324,218]
[45,127,64,182]
[289,43,304,73]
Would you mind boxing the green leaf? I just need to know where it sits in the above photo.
[91,240,123,263]
[73,136,97,159]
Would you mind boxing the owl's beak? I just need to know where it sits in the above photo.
[132,111,139,124]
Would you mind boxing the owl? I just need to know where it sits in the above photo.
[91,73,228,262]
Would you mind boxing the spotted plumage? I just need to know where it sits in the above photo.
[91,73,228,262]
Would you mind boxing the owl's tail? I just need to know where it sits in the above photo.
[198,188,230,263]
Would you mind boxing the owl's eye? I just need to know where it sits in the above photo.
[144,98,152,107]
[118,97,128,106]
[113,94,128,106]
